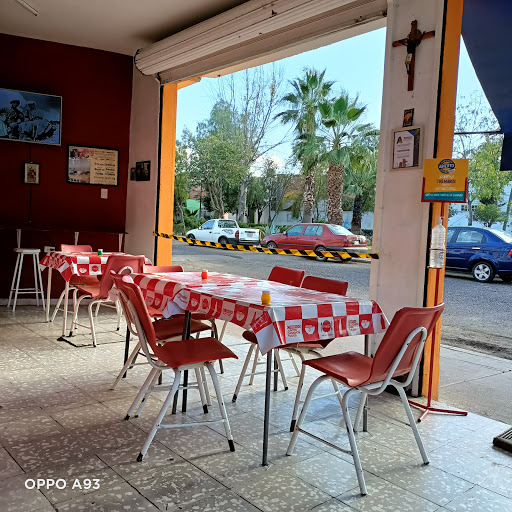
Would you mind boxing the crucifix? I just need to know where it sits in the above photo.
[392,20,435,91]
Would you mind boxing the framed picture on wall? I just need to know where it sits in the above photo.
[135,161,150,181]
[0,88,62,145]
[23,162,40,184]
[67,145,119,186]
[391,126,422,170]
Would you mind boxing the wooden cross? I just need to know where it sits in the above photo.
[392,20,435,91]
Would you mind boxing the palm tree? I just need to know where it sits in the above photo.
[345,143,378,234]
[298,93,376,225]
[276,69,333,222]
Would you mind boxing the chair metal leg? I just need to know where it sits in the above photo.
[88,300,98,347]
[51,289,66,322]
[289,353,301,377]
[354,391,367,432]
[200,366,212,406]
[218,320,228,342]
[290,363,307,431]
[112,340,141,389]
[342,389,367,496]
[8,253,21,308]
[32,255,39,307]
[232,343,256,402]
[37,256,46,309]
[249,348,259,385]
[274,350,288,390]
[287,375,328,455]
[136,369,161,418]
[195,368,208,414]
[126,367,158,420]
[115,300,122,330]
[138,369,181,461]
[94,301,101,317]
[206,362,235,451]
[11,253,24,312]
[396,385,429,464]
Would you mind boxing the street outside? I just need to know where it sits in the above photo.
[172,241,512,360]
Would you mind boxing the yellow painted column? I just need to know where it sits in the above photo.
[155,83,178,265]
[422,0,464,399]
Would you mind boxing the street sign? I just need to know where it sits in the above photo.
[422,158,468,202]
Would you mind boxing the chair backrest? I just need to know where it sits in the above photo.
[143,264,184,273]
[98,255,145,297]
[111,272,137,336]
[368,303,445,385]
[268,266,305,287]
[60,244,92,253]
[122,280,160,355]
[301,275,348,296]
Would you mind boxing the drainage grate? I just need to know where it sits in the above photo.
[493,428,512,453]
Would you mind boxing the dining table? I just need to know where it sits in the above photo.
[39,250,149,339]
[132,270,389,465]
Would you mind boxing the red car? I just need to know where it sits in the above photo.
[262,223,368,261]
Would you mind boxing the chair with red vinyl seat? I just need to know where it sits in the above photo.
[232,266,306,402]
[282,276,349,431]
[51,244,100,322]
[121,279,238,461]
[110,273,212,393]
[287,303,445,496]
[70,255,145,346]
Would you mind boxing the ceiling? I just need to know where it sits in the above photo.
[0,0,247,55]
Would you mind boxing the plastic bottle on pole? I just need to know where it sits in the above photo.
[429,217,446,268]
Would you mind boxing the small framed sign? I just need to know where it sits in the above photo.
[392,126,422,170]
[402,108,414,127]
[24,162,40,184]
[135,161,150,181]
[67,145,119,186]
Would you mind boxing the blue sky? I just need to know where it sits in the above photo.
[176,26,491,169]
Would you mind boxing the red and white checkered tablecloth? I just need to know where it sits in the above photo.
[40,251,130,281]
[133,272,388,354]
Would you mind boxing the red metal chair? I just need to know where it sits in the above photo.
[121,279,237,461]
[110,273,212,393]
[51,244,100,322]
[142,264,184,273]
[232,266,306,402]
[282,276,349,431]
[70,255,145,346]
[287,303,445,496]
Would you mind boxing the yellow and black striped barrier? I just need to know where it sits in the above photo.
[153,231,379,260]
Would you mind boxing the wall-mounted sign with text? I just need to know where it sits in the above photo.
[422,158,468,203]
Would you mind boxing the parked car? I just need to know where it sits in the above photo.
[446,226,512,282]
[261,223,367,261]
[186,219,260,245]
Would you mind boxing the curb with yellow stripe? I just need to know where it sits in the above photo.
[153,232,379,260]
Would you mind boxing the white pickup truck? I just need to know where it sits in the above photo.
[186,219,260,245]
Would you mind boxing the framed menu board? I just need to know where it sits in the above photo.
[67,145,119,186]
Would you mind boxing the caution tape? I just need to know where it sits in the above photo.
[153,231,379,260]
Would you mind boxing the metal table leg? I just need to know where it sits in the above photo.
[57,281,70,341]
[181,311,192,413]
[45,268,52,322]
[363,334,370,432]
[262,349,272,466]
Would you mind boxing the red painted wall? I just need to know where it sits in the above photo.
[0,34,133,298]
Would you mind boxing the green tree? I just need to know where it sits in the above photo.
[344,140,378,234]
[453,92,500,225]
[174,142,189,225]
[470,136,511,227]
[247,177,266,223]
[295,93,377,224]
[276,69,334,222]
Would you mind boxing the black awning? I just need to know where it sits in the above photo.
[462,0,512,170]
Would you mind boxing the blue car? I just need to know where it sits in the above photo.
[446,227,512,283]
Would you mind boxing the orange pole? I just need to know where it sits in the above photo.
[422,0,464,399]
[156,83,178,265]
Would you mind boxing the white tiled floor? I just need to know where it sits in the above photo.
[0,306,511,511]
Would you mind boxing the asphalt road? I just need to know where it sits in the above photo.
[172,241,512,359]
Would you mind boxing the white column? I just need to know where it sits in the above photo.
[370,1,445,337]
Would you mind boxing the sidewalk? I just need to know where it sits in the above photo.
[440,345,512,425]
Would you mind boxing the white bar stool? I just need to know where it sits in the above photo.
[8,248,46,312]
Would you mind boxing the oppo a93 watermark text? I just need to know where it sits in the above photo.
[25,478,100,490]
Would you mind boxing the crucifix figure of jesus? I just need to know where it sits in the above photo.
[392,20,435,91]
